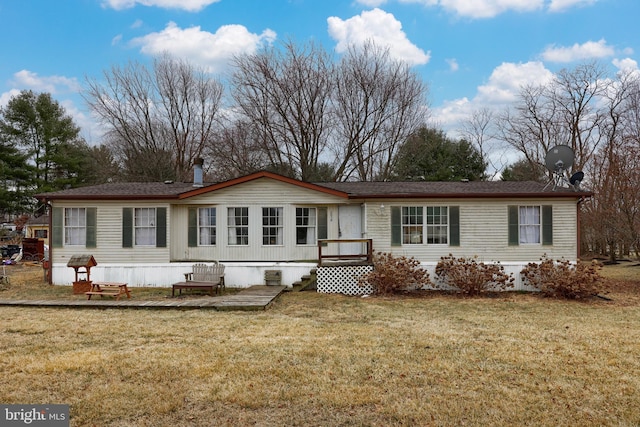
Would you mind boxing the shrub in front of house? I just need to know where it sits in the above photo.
[520,256,603,299]
[434,255,515,295]
[357,251,431,295]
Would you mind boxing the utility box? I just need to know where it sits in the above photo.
[264,270,282,286]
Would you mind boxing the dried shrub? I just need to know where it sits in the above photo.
[357,251,431,295]
[435,255,515,295]
[520,256,603,299]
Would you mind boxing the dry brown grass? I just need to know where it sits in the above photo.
[0,262,639,426]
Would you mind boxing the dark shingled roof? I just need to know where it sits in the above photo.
[35,172,591,201]
[314,180,589,198]
[36,182,198,200]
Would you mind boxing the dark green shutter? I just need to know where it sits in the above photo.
[508,205,519,246]
[156,207,167,248]
[449,206,460,246]
[52,207,63,248]
[542,205,553,246]
[391,206,402,246]
[122,208,133,248]
[86,208,97,248]
[188,208,198,247]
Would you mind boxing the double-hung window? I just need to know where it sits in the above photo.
[509,205,552,246]
[296,207,316,245]
[65,208,86,246]
[135,208,156,246]
[426,206,448,244]
[122,207,166,248]
[402,207,423,244]
[392,205,459,247]
[519,206,540,244]
[52,207,96,248]
[198,207,217,245]
[228,207,249,246]
[263,207,283,245]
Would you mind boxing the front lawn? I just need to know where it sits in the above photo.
[0,261,638,426]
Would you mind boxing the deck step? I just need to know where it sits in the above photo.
[289,269,317,292]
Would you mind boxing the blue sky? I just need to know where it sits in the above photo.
[1,0,638,145]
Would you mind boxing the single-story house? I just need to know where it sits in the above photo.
[35,169,591,291]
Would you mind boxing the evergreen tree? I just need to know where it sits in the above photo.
[392,127,486,181]
[0,90,89,194]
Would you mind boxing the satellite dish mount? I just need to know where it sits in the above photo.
[543,145,575,191]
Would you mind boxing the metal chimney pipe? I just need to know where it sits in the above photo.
[193,158,204,187]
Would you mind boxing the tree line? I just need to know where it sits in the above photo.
[0,40,638,260]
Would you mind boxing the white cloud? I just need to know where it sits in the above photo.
[131,22,277,73]
[612,57,638,73]
[101,0,220,12]
[327,8,430,65]
[432,61,554,129]
[0,89,21,108]
[446,58,459,72]
[399,0,543,19]
[477,61,554,104]
[548,0,597,13]
[541,39,615,63]
[10,70,82,94]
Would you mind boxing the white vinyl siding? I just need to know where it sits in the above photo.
[369,199,576,262]
[170,179,344,261]
[51,201,171,264]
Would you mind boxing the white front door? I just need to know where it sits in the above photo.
[338,205,363,255]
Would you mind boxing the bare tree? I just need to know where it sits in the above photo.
[85,54,223,182]
[332,41,427,181]
[497,62,610,177]
[207,118,271,181]
[583,69,640,259]
[460,108,505,180]
[231,40,334,181]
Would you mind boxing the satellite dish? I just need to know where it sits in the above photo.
[543,145,574,191]
[544,145,574,173]
[569,171,584,189]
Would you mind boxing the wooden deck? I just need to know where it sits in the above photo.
[0,285,286,311]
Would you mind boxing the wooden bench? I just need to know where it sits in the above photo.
[172,263,225,297]
[86,282,131,300]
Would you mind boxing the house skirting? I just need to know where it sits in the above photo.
[50,261,318,288]
[317,262,538,295]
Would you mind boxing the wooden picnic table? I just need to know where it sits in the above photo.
[85,282,131,300]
